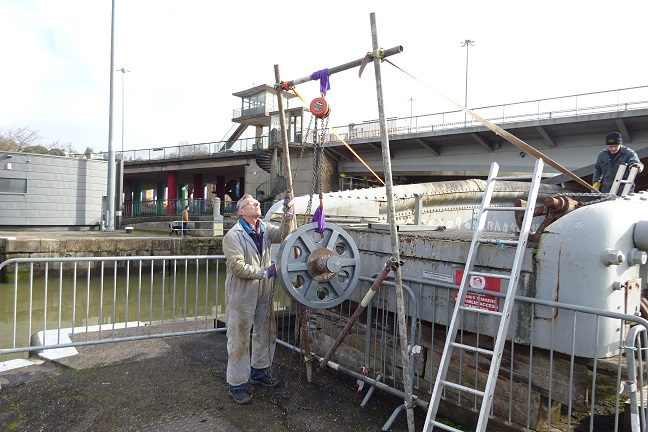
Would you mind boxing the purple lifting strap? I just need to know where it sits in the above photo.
[310,68,330,96]
[311,205,326,234]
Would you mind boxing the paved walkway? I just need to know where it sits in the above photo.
[0,332,422,431]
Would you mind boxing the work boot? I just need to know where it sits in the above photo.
[249,375,281,388]
[228,387,251,405]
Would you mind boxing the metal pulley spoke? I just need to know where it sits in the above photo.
[323,230,340,250]
[296,233,319,254]
[276,222,361,309]
[286,262,308,272]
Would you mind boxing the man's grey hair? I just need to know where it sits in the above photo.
[236,194,255,210]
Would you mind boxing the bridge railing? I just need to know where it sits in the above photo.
[123,198,237,218]
[324,85,648,143]
[88,85,648,161]
[89,136,265,163]
[123,198,216,218]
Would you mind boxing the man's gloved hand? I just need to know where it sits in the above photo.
[263,263,277,279]
[283,193,293,218]
[630,163,644,173]
[592,181,601,191]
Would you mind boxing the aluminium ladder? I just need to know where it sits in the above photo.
[609,163,640,196]
[422,159,545,432]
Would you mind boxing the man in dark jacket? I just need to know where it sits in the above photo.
[592,132,643,194]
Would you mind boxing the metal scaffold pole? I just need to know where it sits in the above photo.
[274,64,313,382]
[369,12,415,432]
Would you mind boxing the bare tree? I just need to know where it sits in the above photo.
[0,127,78,155]
[0,126,42,151]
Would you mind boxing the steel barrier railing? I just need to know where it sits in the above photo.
[123,198,217,218]
[0,256,228,356]
[1,255,647,431]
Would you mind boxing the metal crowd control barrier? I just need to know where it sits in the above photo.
[0,256,228,357]
[1,255,648,431]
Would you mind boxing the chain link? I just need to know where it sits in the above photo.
[551,192,617,206]
[290,114,314,180]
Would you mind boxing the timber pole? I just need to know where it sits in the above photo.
[274,64,313,383]
[370,12,415,432]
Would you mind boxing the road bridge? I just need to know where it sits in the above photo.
[117,85,648,215]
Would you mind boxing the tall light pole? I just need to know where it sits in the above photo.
[407,97,415,131]
[117,68,130,156]
[106,0,116,231]
[461,39,474,125]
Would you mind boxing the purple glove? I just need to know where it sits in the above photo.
[283,193,293,218]
[264,263,277,279]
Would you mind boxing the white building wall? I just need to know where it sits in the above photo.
[0,152,107,227]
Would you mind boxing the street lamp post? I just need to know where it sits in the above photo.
[407,97,415,131]
[117,67,130,157]
[116,67,129,231]
[461,39,475,125]
[107,0,116,231]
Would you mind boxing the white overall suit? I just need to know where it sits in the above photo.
[223,218,288,387]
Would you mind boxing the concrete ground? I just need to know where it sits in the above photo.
[0,332,425,432]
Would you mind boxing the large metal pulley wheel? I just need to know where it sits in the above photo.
[276,222,361,309]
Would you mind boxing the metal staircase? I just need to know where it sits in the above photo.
[256,176,286,215]
[256,148,273,173]
[422,159,545,432]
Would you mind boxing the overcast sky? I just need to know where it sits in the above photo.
[1,0,647,153]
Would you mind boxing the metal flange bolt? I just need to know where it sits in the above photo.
[628,248,647,266]
[603,248,625,266]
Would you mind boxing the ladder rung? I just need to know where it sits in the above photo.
[459,305,503,317]
[484,206,524,212]
[493,175,534,181]
[477,238,519,246]
[441,379,486,397]
[429,420,464,432]
[469,271,511,280]
[451,341,495,356]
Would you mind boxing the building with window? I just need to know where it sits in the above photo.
[0,152,107,227]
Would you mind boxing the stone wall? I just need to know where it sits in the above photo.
[0,236,224,282]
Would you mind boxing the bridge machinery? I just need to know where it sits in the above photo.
[268,176,648,430]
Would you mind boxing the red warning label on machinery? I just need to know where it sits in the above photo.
[454,270,501,312]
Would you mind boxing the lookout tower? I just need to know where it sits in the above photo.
[229,84,320,212]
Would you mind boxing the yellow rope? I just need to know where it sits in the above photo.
[324,124,385,186]
[384,59,599,193]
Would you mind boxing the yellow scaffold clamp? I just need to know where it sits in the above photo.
[359,48,386,78]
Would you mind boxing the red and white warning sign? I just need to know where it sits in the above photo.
[454,269,501,312]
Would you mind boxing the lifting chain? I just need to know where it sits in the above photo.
[305,117,328,218]
[290,112,315,190]
[551,192,617,207]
